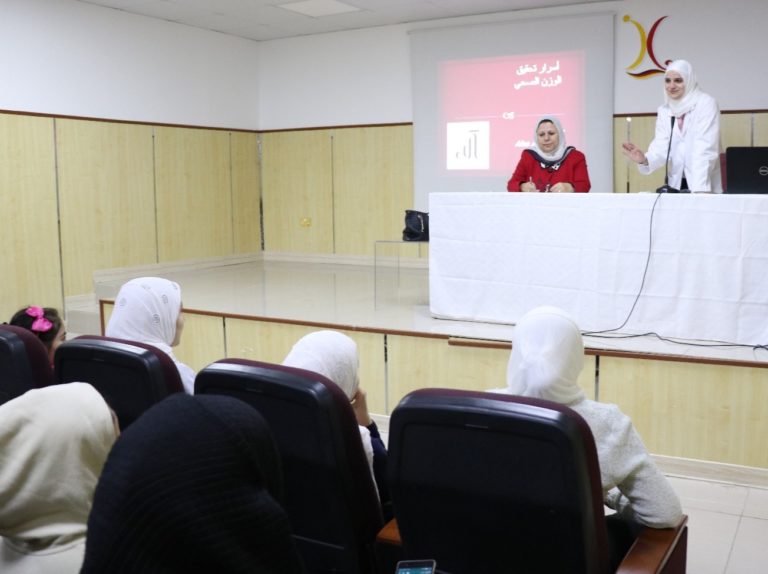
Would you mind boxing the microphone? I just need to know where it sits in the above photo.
[656,115,680,193]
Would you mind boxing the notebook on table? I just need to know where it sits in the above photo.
[725,147,768,194]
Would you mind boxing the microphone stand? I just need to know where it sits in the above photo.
[656,115,680,193]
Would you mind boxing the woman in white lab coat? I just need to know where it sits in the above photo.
[622,59,722,193]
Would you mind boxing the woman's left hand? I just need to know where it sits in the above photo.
[550,182,574,193]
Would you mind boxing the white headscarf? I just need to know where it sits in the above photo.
[530,115,568,162]
[106,277,196,394]
[0,383,117,552]
[503,306,585,406]
[106,277,181,356]
[663,59,703,117]
[282,330,359,399]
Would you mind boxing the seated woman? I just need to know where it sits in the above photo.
[282,330,391,520]
[9,306,66,366]
[105,276,195,394]
[0,383,119,574]
[507,116,591,192]
[80,394,303,574]
[490,306,682,566]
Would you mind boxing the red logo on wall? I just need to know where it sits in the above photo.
[624,15,673,78]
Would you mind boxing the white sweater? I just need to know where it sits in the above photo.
[571,399,683,528]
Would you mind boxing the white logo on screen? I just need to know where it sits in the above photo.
[759,165,768,177]
[446,121,490,170]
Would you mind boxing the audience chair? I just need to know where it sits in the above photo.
[54,335,184,429]
[195,359,384,574]
[379,388,688,574]
[0,325,53,405]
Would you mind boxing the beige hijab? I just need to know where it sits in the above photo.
[0,383,117,567]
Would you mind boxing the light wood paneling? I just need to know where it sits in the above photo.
[753,113,768,146]
[613,117,631,193]
[224,318,387,414]
[720,113,752,149]
[261,130,334,253]
[386,335,596,412]
[231,131,261,254]
[599,357,768,468]
[56,120,156,296]
[0,114,62,319]
[154,127,233,262]
[333,126,414,255]
[625,116,665,193]
[173,312,226,373]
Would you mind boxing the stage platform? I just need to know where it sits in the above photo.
[74,253,768,367]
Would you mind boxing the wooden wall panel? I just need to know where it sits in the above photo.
[261,130,333,253]
[0,114,62,319]
[173,312,226,373]
[613,117,631,194]
[56,120,156,296]
[753,113,768,146]
[224,318,387,414]
[231,131,261,254]
[720,113,752,149]
[154,127,233,262]
[625,116,665,193]
[333,126,414,255]
[599,357,768,468]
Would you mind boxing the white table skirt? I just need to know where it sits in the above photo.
[428,192,768,346]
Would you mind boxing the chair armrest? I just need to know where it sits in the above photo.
[376,518,402,546]
[616,514,688,574]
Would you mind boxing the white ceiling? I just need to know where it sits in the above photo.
[77,0,607,42]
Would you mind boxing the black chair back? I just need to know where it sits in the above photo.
[195,358,384,574]
[54,335,184,429]
[388,388,609,574]
[0,325,53,405]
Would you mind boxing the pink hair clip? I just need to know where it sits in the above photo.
[26,306,53,333]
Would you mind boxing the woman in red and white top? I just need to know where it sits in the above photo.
[507,115,591,193]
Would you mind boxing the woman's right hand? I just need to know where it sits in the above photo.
[520,181,538,192]
[621,142,647,165]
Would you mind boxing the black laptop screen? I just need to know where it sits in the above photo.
[725,147,768,194]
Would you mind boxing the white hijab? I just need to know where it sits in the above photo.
[282,330,359,399]
[499,306,585,406]
[530,115,568,162]
[663,59,703,117]
[106,277,195,394]
[0,383,117,563]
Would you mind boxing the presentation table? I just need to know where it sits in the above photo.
[429,192,768,346]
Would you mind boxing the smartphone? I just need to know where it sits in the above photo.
[395,559,437,574]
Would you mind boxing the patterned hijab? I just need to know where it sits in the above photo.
[664,59,703,117]
[81,394,304,574]
[106,277,182,357]
[504,306,585,406]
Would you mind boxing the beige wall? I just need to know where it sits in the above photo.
[0,113,260,322]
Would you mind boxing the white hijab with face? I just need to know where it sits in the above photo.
[282,330,359,399]
[0,383,118,570]
[664,59,702,117]
[530,115,568,162]
[502,306,585,406]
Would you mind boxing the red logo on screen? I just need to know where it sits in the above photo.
[624,15,673,78]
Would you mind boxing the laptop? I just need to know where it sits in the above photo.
[725,147,768,194]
